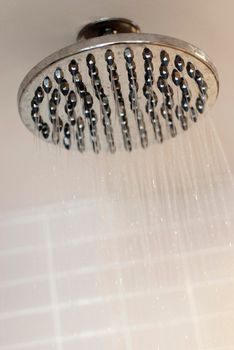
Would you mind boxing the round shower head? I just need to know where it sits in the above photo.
[18,18,219,153]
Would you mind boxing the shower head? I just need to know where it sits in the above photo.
[18,18,219,153]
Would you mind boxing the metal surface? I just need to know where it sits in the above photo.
[18,19,219,153]
[77,18,141,41]
[18,33,219,102]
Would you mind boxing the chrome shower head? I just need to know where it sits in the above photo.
[18,18,219,153]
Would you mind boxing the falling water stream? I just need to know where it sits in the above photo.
[29,116,234,350]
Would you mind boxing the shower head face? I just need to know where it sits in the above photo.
[18,23,219,154]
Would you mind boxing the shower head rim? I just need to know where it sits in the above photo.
[18,32,219,109]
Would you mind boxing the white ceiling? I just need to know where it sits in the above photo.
[0,0,234,211]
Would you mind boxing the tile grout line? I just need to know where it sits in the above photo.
[1,311,234,350]
[0,243,233,289]
[0,276,234,321]
[44,218,63,350]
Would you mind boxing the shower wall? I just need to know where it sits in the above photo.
[1,197,234,350]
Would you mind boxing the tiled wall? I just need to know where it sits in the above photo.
[0,198,234,350]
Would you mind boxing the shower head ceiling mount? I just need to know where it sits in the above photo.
[77,18,141,40]
[18,17,219,153]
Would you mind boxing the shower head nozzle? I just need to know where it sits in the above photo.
[18,17,219,153]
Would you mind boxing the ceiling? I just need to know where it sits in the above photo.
[0,0,234,211]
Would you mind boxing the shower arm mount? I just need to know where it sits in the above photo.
[77,18,141,41]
